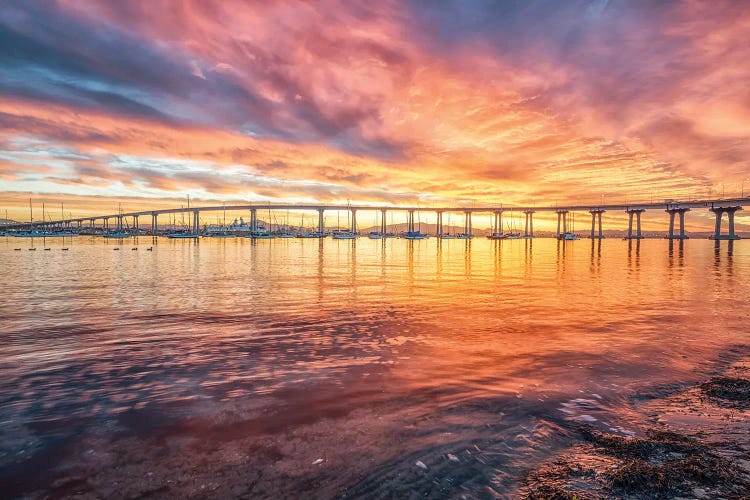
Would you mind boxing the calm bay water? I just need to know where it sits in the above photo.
[0,236,748,498]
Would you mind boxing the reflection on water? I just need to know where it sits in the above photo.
[0,237,748,497]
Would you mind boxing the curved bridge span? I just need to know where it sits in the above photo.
[3,197,749,240]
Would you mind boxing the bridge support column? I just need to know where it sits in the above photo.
[103,217,109,230]
[250,209,258,232]
[381,209,387,235]
[350,209,357,234]
[524,210,534,238]
[679,210,687,239]
[493,210,503,235]
[589,209,605,238]
[151,213,158,235]
[464,211,472,236]
[665,208,689,239]
[625,209,645,239]
[116,215,123,232]
[408,210,415,233]
[315,208,323,235]
[627,211,633,238]
[436,211,443,236]
[637,211,643,238]
[556,210,568,237]
[710,206,741,240]
[133,215,139,232]
[524,211,529,237]
[192,210,200,235]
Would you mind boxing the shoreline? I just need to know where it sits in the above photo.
[521,350,750,498]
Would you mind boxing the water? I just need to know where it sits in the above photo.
[0,237,748,497]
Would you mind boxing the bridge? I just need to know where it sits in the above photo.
[2,197,749,240]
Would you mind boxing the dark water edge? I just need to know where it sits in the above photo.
[521,344,750,499]
[1,346,748,499]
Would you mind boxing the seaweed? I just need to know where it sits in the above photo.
[524,427,750,499]
[700,376,750,409]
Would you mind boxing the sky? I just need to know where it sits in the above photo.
[1,0,749,226]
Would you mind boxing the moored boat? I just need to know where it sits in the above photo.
[332,231,357,239]
[245,231,274,239]
[403,231,429,240]
[558,231,578,241]
[166,231,199,239]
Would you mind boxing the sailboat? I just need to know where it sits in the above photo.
[332,204,357,239]
[383,211,397,238]
[14,201,70,237]
[12,199,44,237]
[104,203,128,238]
[368,211,383,239]
[558,212,578,240]
[276,209,295,238]
[504,210,522,239]
[246,207,274,239]
[166,196,199,238]
[403,206,429,239]
[440,213,457,239]
[296,213,321,238]
[205,204,235,237]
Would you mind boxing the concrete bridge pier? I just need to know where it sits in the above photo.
[103,217,109,230]
[192,210,200,234]
[523,210,535,238]
[318,209,325,234]
[464,211,473,236]
[626,209,645,239]
[151,213,158,235]
[710,206,741,240]
[589,209,605,239]
[556,210,568,236]
[250,209,258,232]
[116,215,123,232]
[407,210,415,233]
[133,215,139,232]
[492,210,503,235]
[381,209,387,235]
[436,211,443,236]
[665,208,689,239]
[350,208,357,234]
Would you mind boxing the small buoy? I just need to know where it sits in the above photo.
[415,460,428,470]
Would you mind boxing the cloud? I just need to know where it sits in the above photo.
[0,0,748,224]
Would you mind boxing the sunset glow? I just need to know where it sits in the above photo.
[1,1,749,228]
